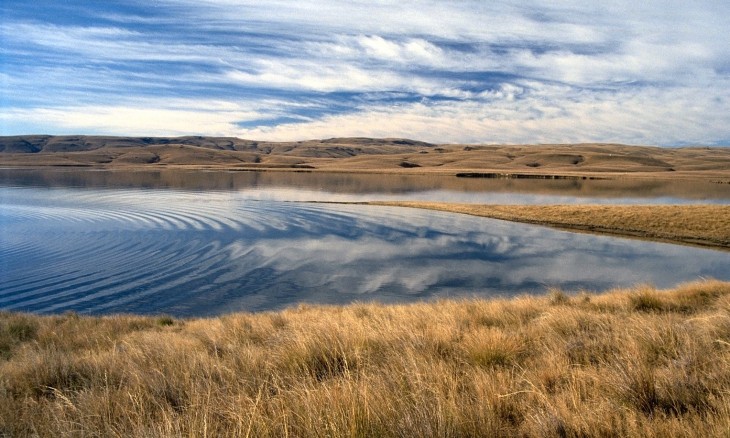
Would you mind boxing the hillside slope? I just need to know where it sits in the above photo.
[1,136,729,178]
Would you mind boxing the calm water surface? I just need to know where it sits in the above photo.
[1,170,728,316]
[3,168,730,204]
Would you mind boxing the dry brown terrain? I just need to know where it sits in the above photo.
[359,203,730,250]
[2,280,729,437]
[2,135,730,180]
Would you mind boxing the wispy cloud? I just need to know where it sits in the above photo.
[1,0,728,144]
[236,81,730,145]
[0,96,281,136]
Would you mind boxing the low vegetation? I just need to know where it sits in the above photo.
[367,202,730,249]
[2,280,730,437]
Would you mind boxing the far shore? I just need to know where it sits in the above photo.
[1,161,729,182]
[2,136,729,181]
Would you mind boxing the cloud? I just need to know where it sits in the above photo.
[1,22,235,63]
[224,62,428,94]
[235,80,730,145]
[340,35,446,66]
[1,1,729,144]
[3,77,729,144]
[0,103,260,137]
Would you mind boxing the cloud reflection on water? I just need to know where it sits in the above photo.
[0,187,728,316]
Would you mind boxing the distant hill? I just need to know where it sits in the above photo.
[1,135,729,178]
[0,135,434,154]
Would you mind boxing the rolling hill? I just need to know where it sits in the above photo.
[1,135,729,178]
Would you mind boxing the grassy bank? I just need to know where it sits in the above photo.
[2,280,730,437]
[365,202,730,250]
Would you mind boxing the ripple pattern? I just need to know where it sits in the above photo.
[1,187,729,316]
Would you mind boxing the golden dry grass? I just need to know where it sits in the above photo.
[366,202,730,249]
[2,280,730,437]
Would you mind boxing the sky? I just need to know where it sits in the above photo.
[1,1,729,145]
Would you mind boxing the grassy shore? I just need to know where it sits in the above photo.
[2,280,730,437]
[361,202,730,250]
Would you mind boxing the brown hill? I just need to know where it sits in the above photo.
[1,136,728,179]
[0,135,434,153]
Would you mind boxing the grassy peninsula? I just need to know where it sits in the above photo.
[2,280,730,437]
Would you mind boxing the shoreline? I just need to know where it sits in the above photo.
[1,162,729,181]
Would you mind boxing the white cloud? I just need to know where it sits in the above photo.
[235,81,730,145]
[0,22,236,63]
[3,77,729,144]
[0,103,260,137]
[2,1,729,144]
[354,35,444,65]
[223,58,459,94]
[166,0,613,44]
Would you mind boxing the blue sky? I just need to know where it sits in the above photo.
[1,1,728,145]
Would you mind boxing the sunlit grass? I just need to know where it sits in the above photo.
[1,280,729,437]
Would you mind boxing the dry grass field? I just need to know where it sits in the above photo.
[363,203,730,250]
[1,280,729,437]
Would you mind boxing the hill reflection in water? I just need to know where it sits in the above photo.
[1,168,729,204]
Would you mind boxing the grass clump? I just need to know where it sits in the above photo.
[629,287,669,312]
[1,279,730,437]
[156,315,175,326]
[0,312,38,359]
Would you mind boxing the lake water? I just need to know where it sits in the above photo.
[1,169,729,316]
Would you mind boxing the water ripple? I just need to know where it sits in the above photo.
[1,187,728,316]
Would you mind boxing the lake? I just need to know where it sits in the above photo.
[1,169,729,316]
